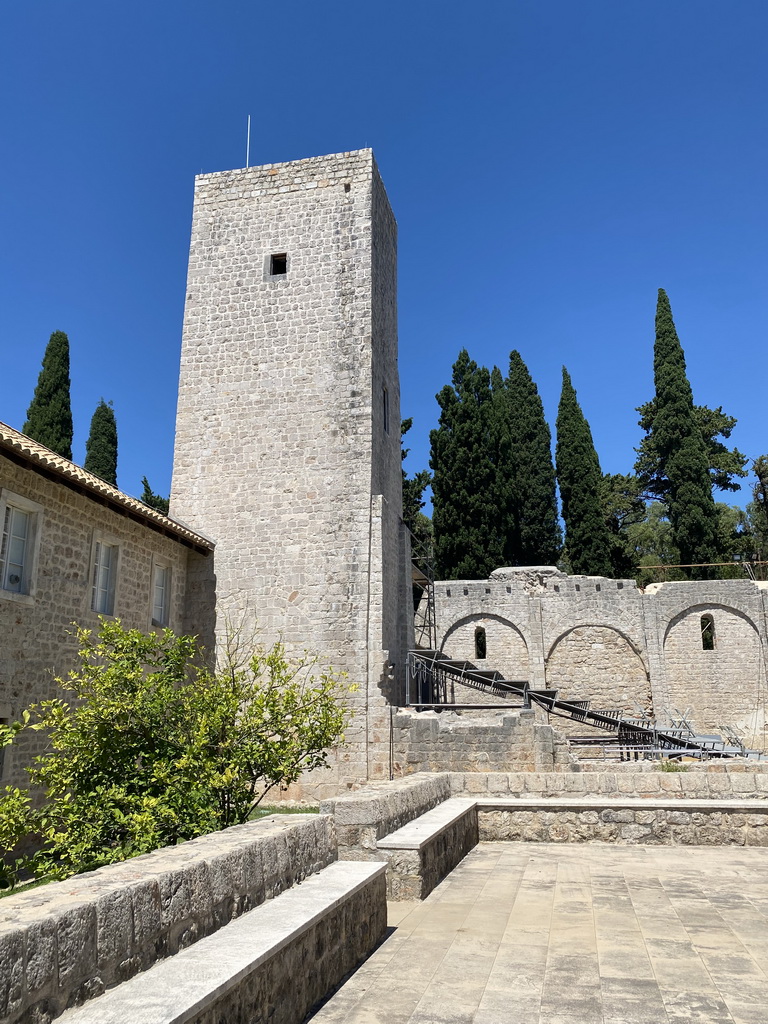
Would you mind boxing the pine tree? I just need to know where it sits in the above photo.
[23,331,74,459]
[637,290,719,578]
[556,368,614,576]
[430,350,499,579]
[84,400,118,486]
[140,478,170,516]
[502,351,560,565]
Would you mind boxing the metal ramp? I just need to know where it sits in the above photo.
[406,649,766,760]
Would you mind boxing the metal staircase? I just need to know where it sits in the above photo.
[406,648,766,760]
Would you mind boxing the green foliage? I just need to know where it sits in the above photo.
[746,455,768,570]
[600,473,646,578]
[400,419,433,556]
[555,368,613,576]
[23,330,74,459]
[625,502,683,585]
[635,290,719,579]
[499,352,561,566]
[140,476,170,515]
[636,401,748,497]
[656,759,689,772]
[430,350,500,578]
[84,399,118,486]
[0,622,351,887]
[0,714,34,891]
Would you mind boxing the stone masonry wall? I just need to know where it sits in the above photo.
[477,804,768,846]
[433,569,768,748]
[320,772,452,860]
[171,151,409,796]
[0,457,201,787]
[0,814,335,1024]
[447,765,768,799]
[390,708,575,775]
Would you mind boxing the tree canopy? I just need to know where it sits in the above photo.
[23,330,74,459]
[84,399,118,486]
[635,290,720,578]
[555,368,613,576]
[430,350,499,578]
[140,477,170,515]
[501,351,561,566]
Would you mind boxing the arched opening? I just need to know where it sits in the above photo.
[474,627,487,661]
[701,614,716,651]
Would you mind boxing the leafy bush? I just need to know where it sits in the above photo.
[655,759,690,772]
[0,621,351,888]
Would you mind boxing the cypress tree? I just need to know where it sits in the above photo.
[23,330,74,459]
[556,368,614,576]
[84,400,118,486]
[430,350,499,579]
[140,477,170,516]
[640,290,719,578]
[502,351,560,565]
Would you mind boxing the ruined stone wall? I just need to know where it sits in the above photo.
[0,457,199,786]
[433,569,768,747]
[171,151,409,795]
[645,582,768,748]
[390,708,575,775]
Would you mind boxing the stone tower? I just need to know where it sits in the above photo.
[171,150,411,795]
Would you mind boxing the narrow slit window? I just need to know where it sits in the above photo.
[701,614,715,651]
[270,253,287,276]
[382,386,389,433]
[475,627,487,661]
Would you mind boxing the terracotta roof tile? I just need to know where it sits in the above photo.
[0,421,214,552]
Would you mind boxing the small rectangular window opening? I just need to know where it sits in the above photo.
[270,253,287,276]
[382,387,390,433]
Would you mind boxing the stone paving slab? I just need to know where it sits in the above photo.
[308,843,768,1024]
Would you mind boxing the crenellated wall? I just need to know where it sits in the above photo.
[431,568,768,747]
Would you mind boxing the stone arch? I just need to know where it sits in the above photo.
[662,604,766,746]
[545,625,652,736]
[441,614,529,703]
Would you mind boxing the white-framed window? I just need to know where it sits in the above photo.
[0,490,42,599]
[152,561,171,627]
[91,537,119,615]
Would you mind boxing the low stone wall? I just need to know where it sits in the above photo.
[0,814,335,1024]
[478,799,768,847]
[377,799,478,900]
[57,862,387,1024]
[320,772,451,860]
[391,708,575,775]
[448,767,768,800]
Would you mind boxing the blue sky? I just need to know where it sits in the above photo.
[1,1,765,509]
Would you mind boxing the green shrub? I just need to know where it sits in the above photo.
[0,621,351,888]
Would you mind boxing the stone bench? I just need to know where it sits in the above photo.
[376,797,477,900]
[57,860,387,1024]
[476,797,768,846]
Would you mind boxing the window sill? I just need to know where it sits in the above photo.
[0,590,34,607]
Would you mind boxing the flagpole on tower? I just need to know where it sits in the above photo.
[246,115,251,168]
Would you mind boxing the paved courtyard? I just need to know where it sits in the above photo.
[310,843,768,1024]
